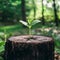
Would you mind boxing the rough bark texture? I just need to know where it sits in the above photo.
[4,35,54,60]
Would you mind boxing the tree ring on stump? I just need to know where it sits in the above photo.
[8,35,53,44]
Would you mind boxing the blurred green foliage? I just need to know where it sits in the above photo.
[0,0,60,59]
[0,0,60,24]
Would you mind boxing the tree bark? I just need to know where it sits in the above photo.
[4,35,54,60]
[53,0,59,26]
[32,0,36,20]
[42,0,45,25]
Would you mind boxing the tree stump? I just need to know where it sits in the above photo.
[4,35,54,60]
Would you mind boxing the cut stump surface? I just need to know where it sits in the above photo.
[4,35,54,60]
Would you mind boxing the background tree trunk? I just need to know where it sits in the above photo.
[32,0,36,20]
[42,0,45,25]
[53,0,59,26]
[21,0,26,21]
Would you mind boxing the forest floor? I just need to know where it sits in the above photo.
[55,52,60,60]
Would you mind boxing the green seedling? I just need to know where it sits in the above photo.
[20,19,40,36]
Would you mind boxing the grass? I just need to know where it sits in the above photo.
[0,23,43,35]
[0,23,60,35]
[0,24,22,32]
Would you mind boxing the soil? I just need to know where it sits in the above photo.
[54,52,60,60]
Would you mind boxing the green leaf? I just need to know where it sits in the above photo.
[0,56,3,60]
[0,41,5,46]
[31,20,40,26]
[0,45,4,53]
[20,20,28,27]
[27,19,33,25]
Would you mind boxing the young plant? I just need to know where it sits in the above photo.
[20,19,40,36]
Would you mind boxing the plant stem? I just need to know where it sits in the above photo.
[29,28,32,35]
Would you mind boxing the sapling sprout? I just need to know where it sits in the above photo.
[20,19,40,37]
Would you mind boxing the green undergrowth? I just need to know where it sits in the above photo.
[0,23,60,59]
